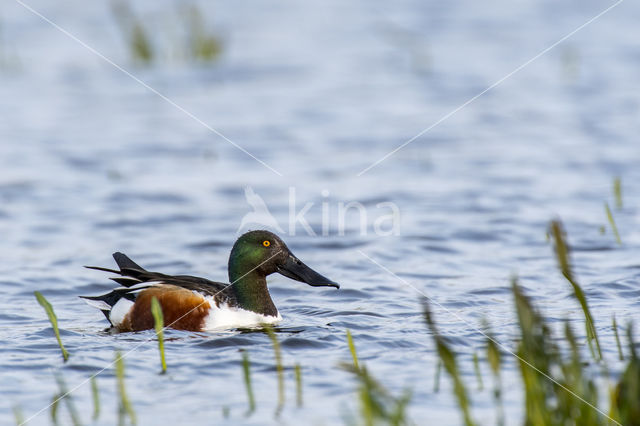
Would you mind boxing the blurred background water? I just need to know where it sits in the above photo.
[1,0,640,424]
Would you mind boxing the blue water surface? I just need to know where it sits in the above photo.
[1,0,640,424]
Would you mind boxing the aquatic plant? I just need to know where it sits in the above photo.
[613,177,623,209]
[346,329,359,370]
[150,297,167,373]
[472,352,483,391]
[12,405,24,426]
[484,323,503,426]
[510,278,621,425]
[294,363,303,408]
[52,374,81,426]
[433,361,441,392]
[342,330,412,426]
[111,1,154,65]
[264,325,285,413]
[424,303,476,426]
[613,316,623,361]
[241,350,256,414]
[91,376,100,421]
[50,392,60,425]
[115,352,137,425]
[417,276,640,425]
[184,5,222,62]
[604,202,622,245]
[110,1,222,66]
[34,291,69,361]
[513,280,583,424]
[549,220,602,360]
[614,325,640,425]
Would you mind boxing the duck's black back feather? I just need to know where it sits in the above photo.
[113,252,144,272]
[83,252,236,313]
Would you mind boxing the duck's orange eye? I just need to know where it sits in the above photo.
[263,240,271,247]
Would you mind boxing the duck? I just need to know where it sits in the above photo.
[81,230,339,332]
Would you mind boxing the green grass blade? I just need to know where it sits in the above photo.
[54,373,82,426]
[185,5,222,62]
[294,363,303,408]
[111,1,154,65]
[473,352,483,391]
[608,384,621,425]
[511,280,554,425]
[358,367,374,426]
[264,325,285,414]
[604,202,622,245]
[433,360,441,393]
[614,177,623,209]
[50,393,61,426]
[91,376,100,420]
[615,324,640,424]
[115,352,137,425]
[341,332,412,425]
[627,322,637,360]
[241,351,256,414]
[423,301,476,426]
[613,316,624,361]
[346,329,360,371]
[34,291,69,361]
[486,338,501,377]
[150,297,167,373]
[549,220,602,361]
[130,24,153,63]
[486,334,503,426]
[13,405,24,426]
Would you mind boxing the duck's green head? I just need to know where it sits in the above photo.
[228,230,339,288]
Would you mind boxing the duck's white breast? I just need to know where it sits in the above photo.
[202,297,282,331]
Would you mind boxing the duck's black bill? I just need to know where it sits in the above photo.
[277,254,339,289]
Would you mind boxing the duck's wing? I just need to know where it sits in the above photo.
[86,252,228,291]
[82,252,235,325]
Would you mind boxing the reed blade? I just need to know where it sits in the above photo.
[91,376,100,420]
[294,363,303,408]
[185,5,222,62]
[473,352,483,391]
[423,301,476,426]
[484,325,503,426]
[604,202,622,245]
[111,0,154,65]
[264,325,285,414]
[50,394,60,426]
[115,352,137,425]
[613,177,623,209]
[346,329,360,370]
[13,405,24,426]
[150,297,167,373]
[54,373,82,426]
[433,361,441,393]
[241,351,256,414]
[549,220,602,361]
[615,324,640,424]
[613,316,624,361]
[34,291,69,361]
[341,332,412,425]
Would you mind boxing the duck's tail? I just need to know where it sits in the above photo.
[85,252,147,287]
[82,252,149,323]
[79,289,137,322]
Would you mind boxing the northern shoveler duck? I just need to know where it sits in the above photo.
[81,230,339,332]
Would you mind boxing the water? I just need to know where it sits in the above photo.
[1,0,640,424]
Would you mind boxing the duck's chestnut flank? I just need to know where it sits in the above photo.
[122,286,212,332]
